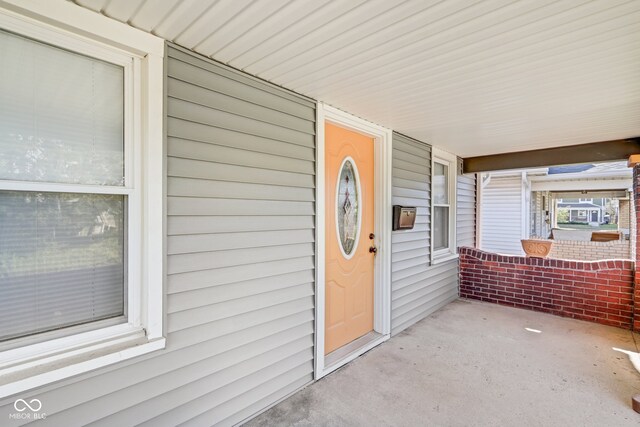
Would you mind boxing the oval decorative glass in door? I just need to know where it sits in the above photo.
[336,158,360,257]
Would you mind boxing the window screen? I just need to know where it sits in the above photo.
[433,160,450,252]
[433,162,448,204]
[0,29,124,185]
[433,206,449,251]
[0,192,125,341]
[0,29,126,342]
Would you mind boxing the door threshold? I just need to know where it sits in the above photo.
[321,331,388,378]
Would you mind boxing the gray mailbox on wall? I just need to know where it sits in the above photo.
[393,205,417,231]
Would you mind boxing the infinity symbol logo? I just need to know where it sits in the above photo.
[13,399,42,412]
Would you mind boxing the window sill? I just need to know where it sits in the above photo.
[431,253,460,265]
[0,327,165,399]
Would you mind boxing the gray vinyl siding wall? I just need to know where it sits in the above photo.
[0,44,316,427]
[457,167,476,248]
[390,133,459,336]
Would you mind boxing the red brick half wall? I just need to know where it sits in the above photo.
[459,247,634,329]
[633,164,640,331]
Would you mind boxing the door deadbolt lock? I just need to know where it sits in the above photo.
[369,233,375,240]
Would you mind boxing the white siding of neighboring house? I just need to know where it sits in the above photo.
[480,175,525,255]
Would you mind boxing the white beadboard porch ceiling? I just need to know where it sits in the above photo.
[72,0,640,157]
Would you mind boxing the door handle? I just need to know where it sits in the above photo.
[369,246,378,255]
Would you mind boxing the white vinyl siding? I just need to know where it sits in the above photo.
[480,176,525,255]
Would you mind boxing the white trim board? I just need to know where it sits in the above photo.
[475,174,483,248]
[522,172,531,240]
[314,103,392,380]
[531,178,632,192]
[0,0,163,56]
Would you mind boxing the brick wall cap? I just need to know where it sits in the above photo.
[459,247,634,271]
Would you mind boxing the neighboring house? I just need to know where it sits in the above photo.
[478,162,632,256]
[556,199,608,225]
[478,171,534,256]
[0,2,637,426]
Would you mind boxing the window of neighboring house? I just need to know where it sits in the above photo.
[431,148,457,262]
[578,210,587,217]
[0,6,164,398]
[579,198,592,203]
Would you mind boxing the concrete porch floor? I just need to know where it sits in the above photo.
[247,299,640,426]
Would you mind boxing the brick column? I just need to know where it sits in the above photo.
[633,164,640,331]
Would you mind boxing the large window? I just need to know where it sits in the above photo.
[431,148,457,262]
[0,3,164,398]
[0,29,128,343]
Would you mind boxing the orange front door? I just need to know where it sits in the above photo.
[325,122,375,355]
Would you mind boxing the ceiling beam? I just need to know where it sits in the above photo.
[463,138,640,173]
[551,190,628,198]
[530,178,632,192]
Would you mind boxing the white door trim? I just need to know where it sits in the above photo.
[314,102,392,380]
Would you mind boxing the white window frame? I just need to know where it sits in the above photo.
[579,198,593,203]
[431,148,457,264]
[0,1,165,398]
